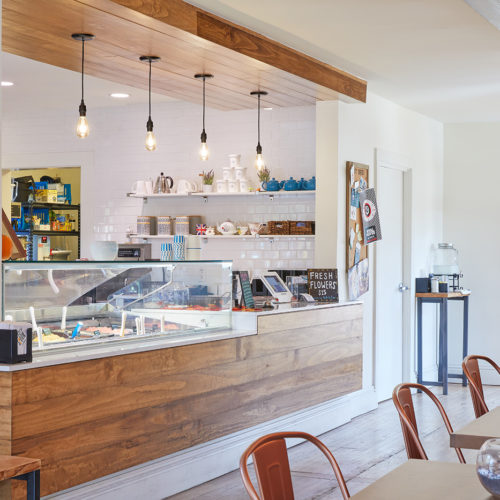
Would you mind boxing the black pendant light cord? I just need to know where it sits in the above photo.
[81,40,85,102]
[146,59,154,132]
[79,39,86,115]
[201,76,207,142]
[148,59,152,119]
[257,93,261,148]
[202,77,206,132]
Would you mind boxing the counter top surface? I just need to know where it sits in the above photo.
[232,300,361,316]
[0,328,256,372]
[0,300,360,372]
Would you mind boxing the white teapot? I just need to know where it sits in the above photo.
[176,179,197,194]
[217,221,237,235]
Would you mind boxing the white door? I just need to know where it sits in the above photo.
[375,164,406,401]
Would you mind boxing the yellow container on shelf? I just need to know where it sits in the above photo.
[35,189,58,203]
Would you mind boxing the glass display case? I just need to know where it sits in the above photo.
[2,260,232,352]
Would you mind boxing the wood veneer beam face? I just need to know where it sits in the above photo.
[8,305,362,497]
[2,0,366,110]
[0,373,13,500]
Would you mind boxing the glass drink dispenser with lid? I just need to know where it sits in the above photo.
[431,243,461,290]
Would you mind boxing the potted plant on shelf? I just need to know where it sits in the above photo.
[200,169,214,193]
[257,166,271,191]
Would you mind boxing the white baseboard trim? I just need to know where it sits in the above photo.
[449,363,500,386]
[44,388,377,500]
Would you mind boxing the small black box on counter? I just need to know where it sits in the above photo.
[415,278,430,293]
[0,323,32,364]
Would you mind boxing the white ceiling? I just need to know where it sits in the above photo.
[1,52,175,119]
[188,0,500,123]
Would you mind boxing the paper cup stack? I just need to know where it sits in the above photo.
[173,235,186,260]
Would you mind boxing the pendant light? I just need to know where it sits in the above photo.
[194,73,214,161]
[140,55,160,151]
[72,33,94,138]
[250,90,268,172]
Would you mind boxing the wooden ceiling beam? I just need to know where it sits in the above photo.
[84,0,367,102]
[2,0,366,109]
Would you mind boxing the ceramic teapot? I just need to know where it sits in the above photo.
[217,221,237,235]
[283,177,299,191]
[301,176,316,191]
[261,178,283,192]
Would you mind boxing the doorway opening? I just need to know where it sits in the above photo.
[3,166,81,260]
[374,149,412,401]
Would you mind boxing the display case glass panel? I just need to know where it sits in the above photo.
[2,260,232,351]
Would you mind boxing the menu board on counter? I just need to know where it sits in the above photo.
[307,269,338,302]
[237,271,255,309]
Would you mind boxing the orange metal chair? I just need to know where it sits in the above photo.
[392,383,465,463]
[239,431,350,500]
[462,355,500,418]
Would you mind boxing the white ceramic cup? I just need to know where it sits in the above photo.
[132,180,147,196]
[216,179,228,193]
[249,222,262,235]
[176,179,197,194]
[228,154,241,168]
[228,180,239,193]
[239,179,249,192]
[222,167,234,181]
[145,179,154,195]
[235,167,247,180]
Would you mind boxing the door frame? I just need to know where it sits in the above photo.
[373,148,413,393]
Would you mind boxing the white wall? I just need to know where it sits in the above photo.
[444,123,500,383]
[2,100,316,270]
[336,92,444,390]
[2,88,446,392]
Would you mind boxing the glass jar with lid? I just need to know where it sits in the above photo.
[431,243,460,275]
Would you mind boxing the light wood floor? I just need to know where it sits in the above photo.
[169,384,500,499]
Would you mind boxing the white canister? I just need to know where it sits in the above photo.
[186,235,201,260]
[239,179,249,192]
[228,154,241,168]
[234,166,247,180]
[216,179,228,193]
[222,167,234,181]
[431,277,440,293]
[228,180,239,193]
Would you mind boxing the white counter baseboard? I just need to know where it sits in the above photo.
[44,387,377,500]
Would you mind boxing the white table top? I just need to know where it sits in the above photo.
[351,460,493,499]
[451,406,500,450]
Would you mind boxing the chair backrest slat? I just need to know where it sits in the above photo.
[239,431,350,500]
[392,383,465,464]
[253,439,294,500]
[462,355,500,418]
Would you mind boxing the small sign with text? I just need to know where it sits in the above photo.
[307,269,339,302]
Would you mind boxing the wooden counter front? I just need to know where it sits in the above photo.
[0,303,362,499]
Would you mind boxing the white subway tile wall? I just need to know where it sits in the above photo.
[3,100,316,270]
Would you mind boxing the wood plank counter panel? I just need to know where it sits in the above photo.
[3,303,362,498]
